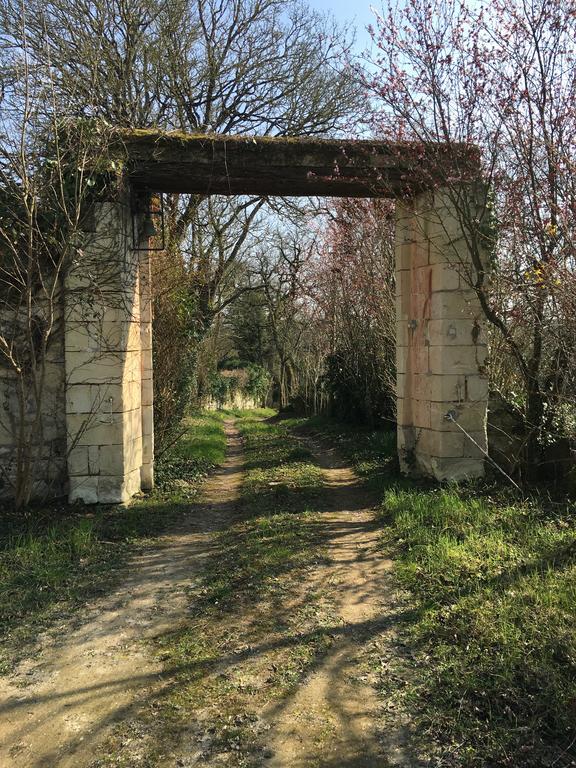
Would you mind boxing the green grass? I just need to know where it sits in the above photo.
[158,412,326,621]
[221,407,276,420]
[240,414,324,512]
[153,411,227,496]
[380,486,576,766]
[228,413,325,586]
[0,410,226,674]
[308,415,576,766]
[8,406,573,766]
[171,411,228,464]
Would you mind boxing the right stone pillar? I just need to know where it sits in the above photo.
[395,187,489,481]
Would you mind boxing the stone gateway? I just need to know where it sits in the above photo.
[1,130,489,503]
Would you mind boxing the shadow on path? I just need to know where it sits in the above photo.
[0,419,421,768]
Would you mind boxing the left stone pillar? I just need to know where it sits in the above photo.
[64,198,144,503]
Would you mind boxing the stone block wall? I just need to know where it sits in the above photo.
[140,247,154,491]
[0,304,67,499]
[205,393,260,411]
[395,188,489,480]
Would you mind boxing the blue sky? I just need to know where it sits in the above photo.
[307,0,379,54]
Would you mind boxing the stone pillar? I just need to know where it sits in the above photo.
[395,187,489,481]
[139,247,154,490]
[65,199,144,503]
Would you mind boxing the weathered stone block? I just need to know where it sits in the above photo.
[395,268,411,300]
[141,462,154,491]
[66,384,99,414]
[66,350,125,385]
[396,320,410,348]
[396,345,407,375]
[124,407,143,441]
[69,475,100,504]
[430,402,487,434]
[412,265,433,296]
[397,372,433,402]
[68,446,89,476]
[395,290,409,322]
[88,445,100,474]
[65,325,103,353]
[418,428,464,458]
[462,431,488,458]
[467,376,490,403]
[396,397,405,426]
[411,398,432,429]
[124,436,143,471]
[142,359,153,378]
[405,342,430,375]
[429,456,485,481]
[126,320,141,352]
[141,407,153,438]
[398,424,420,453]
[141,378,153,407]
[429,231,478,267]
[98,475,128,504]
[426,318,485,347]
[429,345,486,376]
[122,379,142,411]
[409,291,432,323]
[124,350,142,382]
[142,430,154,462]
[428,374,468,403]
[431,262,463,292]
[67,413,124,446]
[430,290,478,320]
[98,444,126,475]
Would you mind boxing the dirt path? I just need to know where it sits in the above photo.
[0,420,243,768]
[262,436,407,768]
[0,420,410,767]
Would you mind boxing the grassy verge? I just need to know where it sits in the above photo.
[307,415,576,766]
[0,410,226,674]
[381,487,576,767]
[115,412,339,766]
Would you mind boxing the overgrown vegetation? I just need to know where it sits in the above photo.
[0,0,362,493]
[205,365,272,409]
[0,411,225,674]
[219,200,397,426]
[2,0,576,761]
[366,0,576,470]
[301,415,398,494]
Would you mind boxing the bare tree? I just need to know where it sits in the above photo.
[0,0,362,448]
[365,0,576,466]
[0,12,116,508]
[256,231,316,409]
